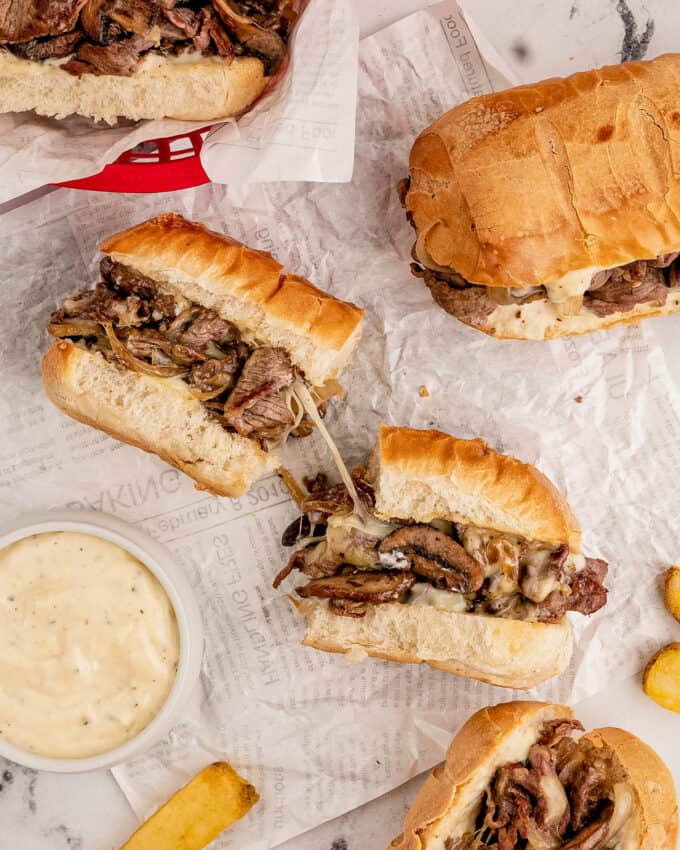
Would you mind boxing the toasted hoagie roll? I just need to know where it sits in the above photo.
[389,701,677,850]
[42,213,363,497]
[275,426,608,689]
[401,53,680,339]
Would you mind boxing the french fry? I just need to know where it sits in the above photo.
[643,642,680,714]
[120,762,259,850]
[664,566,680,624]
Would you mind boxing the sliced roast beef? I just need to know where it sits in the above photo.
[451,719,623,850]
[179,311,238,348]
[0,0,89,43]
[568,559,608,616]
[64,33,153,75]
[585,262,667,317]
[222,346,295,439]
[8,29,83,59]
[538,718,585,748]
[420,267,497,326]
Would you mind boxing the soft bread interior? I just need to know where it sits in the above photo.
[42,341,276,497]
[0,51,268,123]
[296,598,572,689]
[369,425,581,551]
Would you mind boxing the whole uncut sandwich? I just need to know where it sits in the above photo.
[400,53,680,339]
[42,213,364,497]
[275,425,608,689]
[0,0,302,123]
[389,701,678,850]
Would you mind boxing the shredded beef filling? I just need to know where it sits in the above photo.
[274,476,608,624]
[449,719,631,850]
[410,255,680,325]
[0,0,295,77]
[48,257,308,445]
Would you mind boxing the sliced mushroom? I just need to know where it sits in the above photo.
[296,570,415,604]
[378,525,484,593]
[561,802,613,850]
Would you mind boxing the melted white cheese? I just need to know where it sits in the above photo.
[407,583,470,612]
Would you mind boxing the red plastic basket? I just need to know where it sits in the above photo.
[56,126,215,193]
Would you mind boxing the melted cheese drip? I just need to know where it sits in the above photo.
[542,268,605,303]
[292,381,394,538]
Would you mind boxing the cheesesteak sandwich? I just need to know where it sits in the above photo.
[389,701,677,850]
[274,426,608,688]
[400,53,680,339]
[42,213,363,497]
[0,0,302,122]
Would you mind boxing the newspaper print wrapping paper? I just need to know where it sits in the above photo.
[1,3,679,848]
[0,0,358,204]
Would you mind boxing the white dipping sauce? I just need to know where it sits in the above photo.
[0,531,179,759]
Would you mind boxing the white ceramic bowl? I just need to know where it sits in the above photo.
[0,510,204,773]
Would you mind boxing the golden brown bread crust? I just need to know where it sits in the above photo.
[100,214,364,355]
[390,704,678,850]
[295,598,573,689]
[405,53,680,289]
[42,341,274,497]
[389,702,570,850]
[376,425,581,551]
[584,727,678,850]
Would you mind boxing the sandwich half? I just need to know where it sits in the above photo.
[42,213,363,497]
[401,53,680,339]
[275,425,608,689]
[0,1,302,122]
[389,700,678,850]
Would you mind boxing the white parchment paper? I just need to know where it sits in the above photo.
[1,3,679,849]
[0,0,358,204]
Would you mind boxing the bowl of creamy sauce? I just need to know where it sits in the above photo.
[0,511,203,772]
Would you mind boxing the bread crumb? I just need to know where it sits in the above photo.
[345,646,368,663]
[574,396,583,403]
[419,385,430,398]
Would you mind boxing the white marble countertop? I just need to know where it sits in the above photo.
[3,1,680,848]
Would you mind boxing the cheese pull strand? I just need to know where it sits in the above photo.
[291,380,392,536]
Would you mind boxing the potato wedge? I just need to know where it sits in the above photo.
[665,566,680,624]
[643,642,680,714]
[120,762,259,850]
